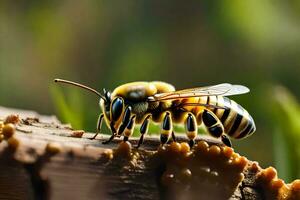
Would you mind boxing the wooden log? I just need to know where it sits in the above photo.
[0,106,299,200]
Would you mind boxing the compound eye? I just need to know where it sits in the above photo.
[111,97,124,121]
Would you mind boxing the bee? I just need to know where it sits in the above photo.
[54,79,256,148]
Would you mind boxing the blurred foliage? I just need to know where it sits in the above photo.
[50,86,84,129]
[1,0,300,180]
[271,86,300,182]
[219,0,300,50]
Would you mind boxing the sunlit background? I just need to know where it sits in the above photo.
[1,1,300,182]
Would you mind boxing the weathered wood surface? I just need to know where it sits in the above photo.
[0,106,299,200]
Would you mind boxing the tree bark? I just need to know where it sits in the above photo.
[0,106,299,200]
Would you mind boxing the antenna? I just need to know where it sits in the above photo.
[54,79,106,101]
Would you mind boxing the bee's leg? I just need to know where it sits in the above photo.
[123,115,136,142]
[221,135,232,147]
[171,131,176,142]
[202,109,232,147]
[90,113,104,140]
[185,113,197,148]
[102,133,116,144]
[117,106,132,136]
[102,122,117,144]
[160,112,173,145]
[136,115,151,148]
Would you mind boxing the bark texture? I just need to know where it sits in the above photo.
[0,106,299,200]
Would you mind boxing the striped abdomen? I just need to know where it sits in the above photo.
[182,96,256,139]
[209,96,255,139]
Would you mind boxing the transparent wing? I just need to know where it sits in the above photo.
[147,83,249,102]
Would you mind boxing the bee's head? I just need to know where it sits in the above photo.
[53,79,124,134]
[100,89,124,133]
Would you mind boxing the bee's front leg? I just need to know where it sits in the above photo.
[90,113,104,140]
[102,133,116,144]
[102,121,117,144]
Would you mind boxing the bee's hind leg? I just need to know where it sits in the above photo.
[202,109,232,147]
[90,114,104,140]
[221,134,232,147]
[136,115,151,148]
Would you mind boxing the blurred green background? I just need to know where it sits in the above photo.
[1,1,300,182]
